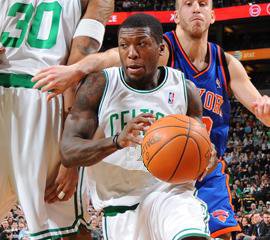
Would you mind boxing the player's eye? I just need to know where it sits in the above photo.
[119,43,128,49]
[138,41,146,47]
[199,1,207,7]
[185,1,192,6]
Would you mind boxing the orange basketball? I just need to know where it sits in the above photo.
[142,114,212,184]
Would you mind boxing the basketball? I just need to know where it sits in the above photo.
[142,114,212,183]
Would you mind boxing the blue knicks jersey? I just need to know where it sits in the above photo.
[164,31,231,157]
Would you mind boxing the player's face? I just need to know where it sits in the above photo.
[1,220,8,229]
[263,214,270,224]
[118,27,163,83]
[175,0,215,38]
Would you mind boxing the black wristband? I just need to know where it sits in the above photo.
[113,133,123,149]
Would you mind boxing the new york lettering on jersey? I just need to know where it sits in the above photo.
[164,31,231,157]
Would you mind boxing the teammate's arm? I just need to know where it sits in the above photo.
[67,0,114,64]
[63,0,114,111]
[32,0,114,103]
[31,36,170,101]
[226,53,270,127]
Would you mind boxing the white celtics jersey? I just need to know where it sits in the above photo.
[88,66,189,210]
[0,0,81,75]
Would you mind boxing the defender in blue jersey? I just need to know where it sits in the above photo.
[163,30,238,238]
[33,1,270,239]
[160,1,270,239]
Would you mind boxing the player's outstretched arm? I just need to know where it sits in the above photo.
[226,53,270,127]
[32,0,115,102]
[32,47,120,103]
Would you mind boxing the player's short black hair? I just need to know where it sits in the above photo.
[118,13,163,44]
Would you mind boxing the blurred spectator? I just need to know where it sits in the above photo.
[115,0,269,11]
[236,216,252,239]
[0,205,29,240]
[250,203,258,214]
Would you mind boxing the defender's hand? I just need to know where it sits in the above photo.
[32,64,85,102]
[45,164,78,203]
[252,95,270,127]
[117,113,155,148]
[198,143,217,181]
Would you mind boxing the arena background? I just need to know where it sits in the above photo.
[1,1,270,240]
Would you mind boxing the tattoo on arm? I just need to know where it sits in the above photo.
[61,72,117,167]
[68,0,114,62]
[186,80,203,122]
[83,0,114,25]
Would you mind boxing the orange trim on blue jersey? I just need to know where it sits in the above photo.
[221,160,235,211]
[194,43,212,78]
[163,34,175,68]
[172,31,198,73]
[211,225,241,238]
[217,46,229,93]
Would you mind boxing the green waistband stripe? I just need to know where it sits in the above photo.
[0,73,34,88]
[103,203,139,217]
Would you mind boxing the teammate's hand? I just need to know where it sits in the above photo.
[117,113,155,148]
[31,64,85,102]
[0,46,6,64]
[45,164,78,203]
[198,143,217,181]
[252,95,270,127]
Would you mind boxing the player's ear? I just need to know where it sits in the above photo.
[210,9,215,25]
[174,10,180,25]
[159,42,165,56]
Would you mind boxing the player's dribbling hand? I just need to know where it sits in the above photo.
[45,164,78,203]
[198,143,217,181]
[117,113,155,148]
[252,95,270,127]
[31,64,85,102]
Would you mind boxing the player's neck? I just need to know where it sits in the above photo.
[123,68,163,90]
[175,27,209,71]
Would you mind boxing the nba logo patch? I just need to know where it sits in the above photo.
[216,79,221,88]
[212,210,229,223]
[168,92,175,104]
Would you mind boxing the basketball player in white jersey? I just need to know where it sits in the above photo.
[61,13,210,240]
[0,0,113,239]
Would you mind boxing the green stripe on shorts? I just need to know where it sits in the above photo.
[103,203,139,217]
[172,228,210,240]
[0,73,35,88]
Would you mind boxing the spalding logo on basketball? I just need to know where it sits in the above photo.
[142,114,212,184]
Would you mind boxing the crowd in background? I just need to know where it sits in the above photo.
[226,98,270,239]
[0,206,29,240]
[114,0,269,12]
